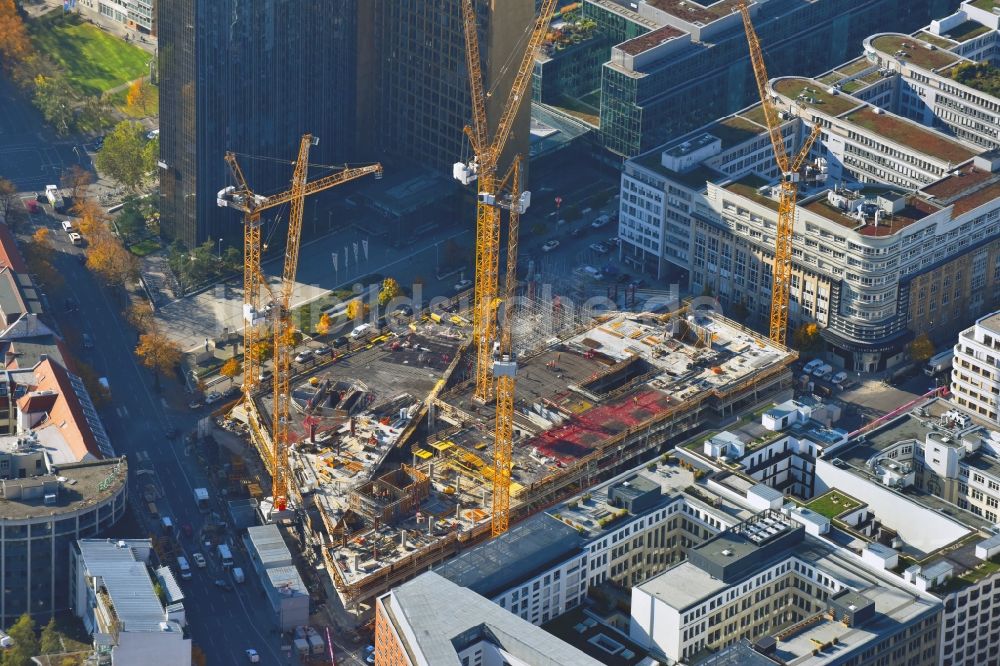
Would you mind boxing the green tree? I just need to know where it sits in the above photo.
[75,94,113,134]
[910,333,935,362]
[142,135,159,176]
[39,616,61,654]
[379,276,401,306]
[222,246,242,270]
[95,121,149,191]
[116,201,145,244]
[5,613,38,666]
[33,74,76,135]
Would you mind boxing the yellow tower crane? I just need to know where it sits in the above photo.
[456,0,557,403]
[737,0,821,346]
[219,137,382,512]
[489,156,527,536]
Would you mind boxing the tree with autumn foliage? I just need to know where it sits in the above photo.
[126,78,151,114]
[24,228,63,291]
[86,234,140,286]
[910,334,936,362]
[135,331,182,388]
[346,299,369,321]
[249,339,273,363]
[378,276,401,306]
[73,197,108,237]
[219,358,242,387]
[127,300,155,332]
[315,312,332,336]
[62,165,93,204]
[792,322,823,353]
[0,1,34,80]
[0,177,16,223]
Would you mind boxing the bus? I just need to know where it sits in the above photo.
[924,349,954,376]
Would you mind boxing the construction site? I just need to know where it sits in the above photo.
[228,299,797,613]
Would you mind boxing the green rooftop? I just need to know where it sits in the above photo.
[938,21,990,44]
[708,116,766,149]
[870,34,960,71]
[773,78,862,117]
[846,107,976,164]
[948,61,1000,99]
[724,174,779,211]
[805,491,862,519]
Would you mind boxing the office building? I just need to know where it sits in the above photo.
[532,0,960,161]
[76,0,156,35]
[157,0,359,249]
[374,571,606,666]
[618,26,1000,370]
[71,539,190,666]
[952,311,1000,424]
[435,464,745,626]
[630,510,942,664]
[364,0,534,173]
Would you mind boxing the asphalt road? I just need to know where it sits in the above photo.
[25,207,288,664]
[0,74,90,191]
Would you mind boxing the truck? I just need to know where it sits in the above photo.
[161,516,174,535]
[44,185,66,212]
[217,543,234,569]
[232,567,245,584]
[924,349,954,376]
[194,487,210,512]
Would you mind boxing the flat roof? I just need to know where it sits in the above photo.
[543,607,650,666]
[723,174,780,212]
[384,572,606,666]
[632,149,725,189]
[434,513,582,599]
[870,34,961,71]
[773,78,863,117]
[976,311,1000,336]
[646,0,742,24]
[617,25,685,56]
[845,107,977,164]
[707,115,767,150]
[0,457,126,520]
[801,190,937,237]
[77,539,167,634]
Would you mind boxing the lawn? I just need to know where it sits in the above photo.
[805,491,860,519]
[129,238,161,257]
[107,82,160,118]
[30,15,151,96]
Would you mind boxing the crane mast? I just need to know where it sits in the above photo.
[219,137,382,512]
[457,0,558,403]
[737,0,821,346]
[490,157,525,536]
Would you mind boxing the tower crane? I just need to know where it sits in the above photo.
[737,0,821,346]
[489,156,526,536]
[219,136,382,512]
[455,0,557,402]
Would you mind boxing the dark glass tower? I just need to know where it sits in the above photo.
[158,0,358,249]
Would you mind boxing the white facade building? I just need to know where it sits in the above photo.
[71,539,190,666]
[952,311,1000,425]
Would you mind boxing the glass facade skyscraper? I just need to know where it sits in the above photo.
[158,0,358,249]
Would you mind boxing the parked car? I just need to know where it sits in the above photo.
[333,336,349,348]
[294,349,314,363]
[591,216,611,229]
[350,323,374,339]
[68,232,83,246]
[831,370,849,385]
[589,242,609,254]
[802,359,824,374]
[192,552,207,568]
[188,399,203,410]
[204,391,222,404]
[453,278,473,292]
[245,649,260,663]
[541,239,560,252]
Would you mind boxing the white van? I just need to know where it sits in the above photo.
[61,220,74,232]
[176,556,192,580]
[350,323,374,339]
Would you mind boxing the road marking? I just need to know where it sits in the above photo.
[120,405,129,418]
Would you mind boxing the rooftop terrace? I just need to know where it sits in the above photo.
[870,34,961,71]
[617,24,685,56]
[773,78,863,117]
[846,106,977,164]
[801,190,937,237]
[647,0,741,24]
[0,457,126,520]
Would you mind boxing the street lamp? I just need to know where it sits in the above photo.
[217,238,223,259]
